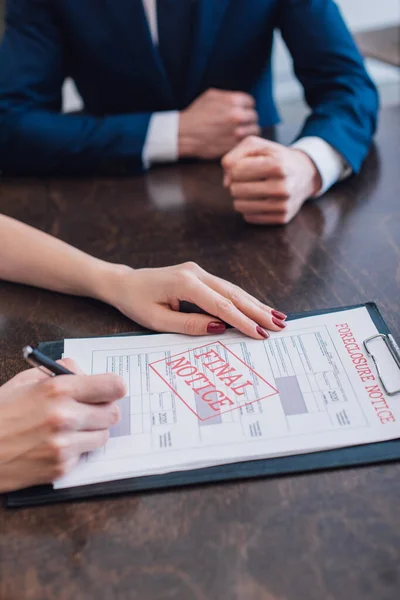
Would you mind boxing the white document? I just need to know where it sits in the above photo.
[56,306,400,489]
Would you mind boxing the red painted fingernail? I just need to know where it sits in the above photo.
[272,310,287,321]
[207,322,226,334]
[256,326,270,339]
[272,317,286,328]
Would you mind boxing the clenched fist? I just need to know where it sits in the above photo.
[179,88,260,159]
[222,136,322,225]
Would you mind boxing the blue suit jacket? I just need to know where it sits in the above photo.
[0,0,378,176]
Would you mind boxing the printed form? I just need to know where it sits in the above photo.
[56,307,400,488]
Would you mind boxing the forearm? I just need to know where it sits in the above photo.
[0,111,151,176]
[0,215,122,301]
[279,0,378,172]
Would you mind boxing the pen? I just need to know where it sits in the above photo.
[23,345,74,376]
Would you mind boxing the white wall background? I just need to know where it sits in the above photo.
[335,0,399,30]
[272,0,400,105]
[63,0,400,113]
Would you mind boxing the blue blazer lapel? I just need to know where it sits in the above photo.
[185,0,231,104]
[104,0,174,105]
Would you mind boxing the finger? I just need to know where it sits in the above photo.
[205,276,272,313]
[182,278,270,340]
[222,136,277,169]
[229,156,282,182]
[149,306,227,337]
[198,274,286,332]
[230,179,289,199]
[56,429,111,461]
[45,373,127,405]
[233,198,288,215]
[222,136,262,170]
[58,455,80,478]
[243,213,290,226]
[72,400,120,431]
[226,91,256,108]
[70,428,110,455]
[69,374,127,404]
[235,124,261,141]
[230,107,259,126]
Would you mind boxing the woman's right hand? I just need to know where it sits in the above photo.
[0,360,126,493]
[99,262,287,339]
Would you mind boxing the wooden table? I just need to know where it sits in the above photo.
[356,25,400,67]
[1,106,399,600]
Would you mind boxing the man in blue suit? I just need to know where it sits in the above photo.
[0,0,378,224]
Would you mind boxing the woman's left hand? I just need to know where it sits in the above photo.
[100,262,287,340]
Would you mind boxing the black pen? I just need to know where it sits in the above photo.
[23,345,74,376]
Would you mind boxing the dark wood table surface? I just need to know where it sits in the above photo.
[0,106,399,600]
[356,25,400,67]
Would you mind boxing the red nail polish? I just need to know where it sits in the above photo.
[207,322,226,334]
[256,326,270,339]
[272,309,287,321]
[272,317,286,328]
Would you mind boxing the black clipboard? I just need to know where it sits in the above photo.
[6,302,400,507]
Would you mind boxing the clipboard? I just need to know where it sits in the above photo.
[6,302,400,508]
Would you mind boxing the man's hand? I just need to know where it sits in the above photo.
[222,136,322,225]
[178,89,260,159]
[0,360,125,492]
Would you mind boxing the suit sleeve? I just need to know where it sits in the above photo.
[0,0,151,176]
[278,0,379,173]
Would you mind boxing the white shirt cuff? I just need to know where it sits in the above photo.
[291,136,352,196]
[142,111,179,168]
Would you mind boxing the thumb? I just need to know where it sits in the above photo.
[245,138,281,157]
[223,136,279,170]
[222,135,262,170]
[152,307,226,336]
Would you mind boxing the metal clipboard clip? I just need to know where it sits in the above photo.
[363,334,400,396]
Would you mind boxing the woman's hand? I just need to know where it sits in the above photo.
[100,262,287,339]
[0,216,286,339]
[0,360,125,493]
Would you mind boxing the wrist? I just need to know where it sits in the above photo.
[178,111,198,158]
[310,164,323,197]
[292,149,322,197]
[87,261,134,308]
